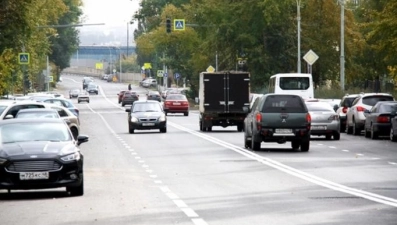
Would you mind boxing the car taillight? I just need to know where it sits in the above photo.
[342,107,348,113]
[255,113,262,130]
[377,116,390,123]
[165,101,171,105]
[328,115,339,121]
[306,113,311,130]
[182,101,189,105]
[356,106,365,112]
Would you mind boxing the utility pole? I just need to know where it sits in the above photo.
[297,0,302,73]
[340,0,345,91]
[47,55,50,92]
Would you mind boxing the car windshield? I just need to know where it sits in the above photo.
[0,122,71,143]
[306,103,334,112]
[0,105,7,115]
[363,96,394,106]
[167,94,186,100]
[132,103,162,112]
[16,111,60,119]
[262,95,306,113]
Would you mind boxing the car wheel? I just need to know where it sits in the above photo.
[78,101,80,104]
[251,133,261,151]
[160,127,167,133]
[391,127,397,142]
[244,131,251,149]
[364,127,370,138]
[87,101,90,103]
[129,125,134,134]
[184,112,189,116]
[122,103,125,107]
[199,121,203,131]
[325,134,332,140]
[300,139,310,152]
[352,119,361,135]
[67,174,84,196]
[370,125,378,140]
[207,126,212,132]
[333,132,340,140]
[70,127,78,140]
[237,124,243,132]
[291,140,300,150]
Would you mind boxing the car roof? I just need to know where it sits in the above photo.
[133,100,160,104]
[17,108,58,113]
[0,100,47,106]
[0,118,65,125]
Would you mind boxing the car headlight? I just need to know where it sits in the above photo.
[159,114,166,122]
[0,157,7,165]
[61,152,81,162]
[130,117,138,123]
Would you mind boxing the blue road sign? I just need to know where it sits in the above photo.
[174,19,185,31]
[163,72,168,77]
[18,53,30,65]
[174,73,180,80]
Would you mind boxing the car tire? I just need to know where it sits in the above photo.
[370,125,378,140]
[70,127,78,140]
[78,101,80,104]
[300,140,310,152]
[184,112,189,116]
[199,121,203,131]
[333,132,340,140]
[291,140,300,150]
[325,134,332,140]
[346,124,353,134]
[352,119,361,135]
[67,174,84,196]
[244,131,251,149]
[237,124,243,132]
[251,133,261,151]
[122,103,125,107]
[390,127,397,142]
[129,126,134,134]
[207,126,212,132]
[160,127,167,133]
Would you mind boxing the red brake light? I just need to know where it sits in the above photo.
[356,106,365,112]
[255,113,262,130]
[342,107,348,113]
[377,116,390,123]
[306,113,311,123]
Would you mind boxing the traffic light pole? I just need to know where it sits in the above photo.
[47,55,50,92]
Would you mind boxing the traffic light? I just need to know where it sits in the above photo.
[166,18,171,33]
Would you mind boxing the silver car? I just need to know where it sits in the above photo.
[306,102,340,140]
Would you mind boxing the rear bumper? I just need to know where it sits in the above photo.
[257,128,310,142]
[373,123,391,135]
[310,122,340,135]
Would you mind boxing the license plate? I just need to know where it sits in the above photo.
[20,172,49,180]
[275,129,292,134]
[311,125,327,130]
[142,123,155,126]
[173,102,181,105]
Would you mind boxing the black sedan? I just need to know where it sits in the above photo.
[86,83,99,95]
[364,101,397,139]
[147,91,162,102]
[125,100,167,133]
[0,118,89,196]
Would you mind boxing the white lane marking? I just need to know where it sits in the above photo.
[128,148,134,151]
[138,160,145,163]
[160,186,171,193]
[388,162,397,165]
[342,149,350,152]
[146,170,153,173]
[135,156,141,159]
[154,180,163,184]
[142,164,149,168]
[329,146,336,149]
[192,218,209,225]
[168,121,397,208]
[317,144,323,146]
[85,103,97,114]
[173,200,188,208]
[356,153,364,156]
[131,152,137,155]
[372,158,380,160]
[181,208,199,218]
[150,175,158,178]
[97,85,125,110]
[125,146,131,149]
[166,192,179,199]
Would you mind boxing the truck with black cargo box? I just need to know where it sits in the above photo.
[199,71,250,132]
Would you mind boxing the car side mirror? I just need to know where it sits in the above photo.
[4,114,14,119]
[243,106,249,113]
[364,109,370,114]
[125,108,131,112]
[76,135,89,146]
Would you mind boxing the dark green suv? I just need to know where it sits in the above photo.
[244,94,311,151]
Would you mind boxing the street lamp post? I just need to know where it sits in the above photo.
[296,0,302,74]
[339,0,345,91]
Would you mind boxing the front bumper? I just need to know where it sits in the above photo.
[0,159,83,190]
[129,121,166,130]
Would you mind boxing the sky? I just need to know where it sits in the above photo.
[78,0,140,45]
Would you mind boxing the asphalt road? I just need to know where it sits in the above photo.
[1,75,397,225]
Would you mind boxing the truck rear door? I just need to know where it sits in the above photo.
[227,72,250,112]
[203,73,225,112]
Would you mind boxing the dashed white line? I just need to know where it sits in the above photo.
[317,143,324,146]
[131,152,137,155]
[329,146,336,149]
[173,199,188,208]
[166,192,179,199]
[192,218,209,225]
[138,160,145,163]
[150,175,158,178]
[142,164,149,168]
[160,186,171,193]
[356,153,364,156]
[388,162,397,165]
[135,156,141,159]
[181,208,199,218]
[342,150,350,152]
[146,170,153,173]
[154,180,163,184]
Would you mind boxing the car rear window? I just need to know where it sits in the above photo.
[306,102,334,112]
[167,94,187,100]
[342,97,357,107]
[363,96,394,106]
[262,95,307,113]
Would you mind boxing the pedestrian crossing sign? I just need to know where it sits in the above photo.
[18,53,30,65]
[174,19,185,31]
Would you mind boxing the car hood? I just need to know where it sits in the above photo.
[132,111,163,118]
[0,141,78,159]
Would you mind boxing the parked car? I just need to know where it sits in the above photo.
[0,101,52,120]
[86,83,99,95]
[69,89,81,99]
[77,91,90,103]
[336,94,361,132]
[363,101,397,139]
[305,101,340,140]
[0,118,88,196]
[346,93,394,135]
[125,100,167,133]
[141,78,157,88]
[164,94,189,116]
[40,98,80,117]
[147,91,162,102]
[117,90,128,104]
[121,91,139,106]
[390,110,397,142]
